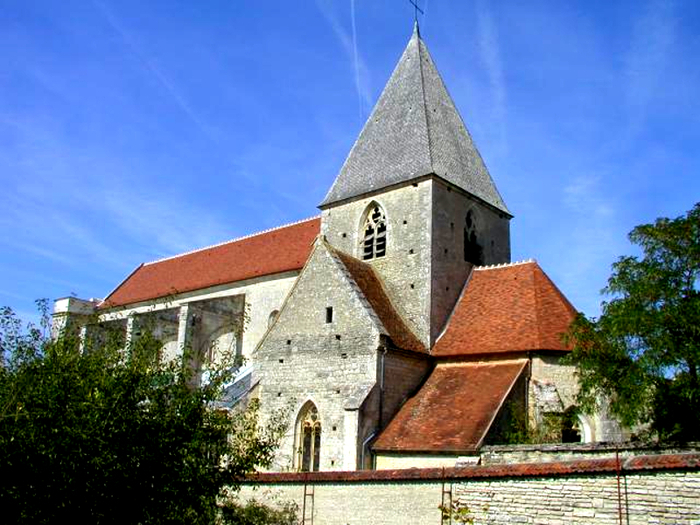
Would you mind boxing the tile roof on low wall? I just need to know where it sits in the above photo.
[100,217,320,308]
[242,453,700,484]
[372,360,527,452]
[433,260,578,357]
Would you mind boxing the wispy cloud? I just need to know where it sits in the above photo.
[556,173,621,316]
[474,0,507,150]
[92,0,216,142]
[315,0,373,118]
[624,0,676,132]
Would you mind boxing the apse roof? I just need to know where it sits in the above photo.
[100,217,320,308]
[373,359,527,452]
[320,24,509,215]
[433,260,578,357]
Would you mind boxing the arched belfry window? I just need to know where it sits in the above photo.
[295,401,321,472]
[361,203,387,260]
[464,210,484,265]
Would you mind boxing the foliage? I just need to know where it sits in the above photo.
[439,501,474,524]
[220,498,299,525]
[0,302,290,524]
[566,202,700,441]
[490,401,580,445]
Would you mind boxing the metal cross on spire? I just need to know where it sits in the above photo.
[408,0,424,24]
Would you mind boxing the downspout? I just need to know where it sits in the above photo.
[379,344,387,428]
[360,431,376,470]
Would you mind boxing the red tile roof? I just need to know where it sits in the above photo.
[100,218,320,308]
[433,261,577,357]
[372,360,527,452]
[332,247,427,353]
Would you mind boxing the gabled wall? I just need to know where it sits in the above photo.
[255,242,384,471]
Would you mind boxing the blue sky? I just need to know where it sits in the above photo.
[2,0,699,325]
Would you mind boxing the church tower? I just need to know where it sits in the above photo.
[319,24,511,347]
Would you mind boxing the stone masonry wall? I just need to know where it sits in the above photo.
[237,453,700,525]
[431,178,511,343]
[379,350,431,429]
[255,242,382,471]
[321,181,433,348]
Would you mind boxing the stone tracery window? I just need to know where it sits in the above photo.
[295,401,321,472]
[361,203,387,260]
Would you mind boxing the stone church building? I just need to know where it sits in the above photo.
[53,25,621,472]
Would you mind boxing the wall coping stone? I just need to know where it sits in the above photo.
[241,452,700,485]
[481,441,700,454]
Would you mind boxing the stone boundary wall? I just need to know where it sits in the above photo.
[237,453,700,524]
[479,441,700,465]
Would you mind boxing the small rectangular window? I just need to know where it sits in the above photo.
[326,307,333,323]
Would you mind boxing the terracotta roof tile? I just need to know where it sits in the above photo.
[243,453,700,483]
[100,218,320,308]
[373,360,527,452]
[433,261,577,357]
[332,248,427,353]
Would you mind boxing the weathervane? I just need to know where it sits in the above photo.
[408,0,424,24]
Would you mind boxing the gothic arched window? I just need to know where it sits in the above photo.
[361,204,387,260]
[463,210,484,265]
[295,401,321,472]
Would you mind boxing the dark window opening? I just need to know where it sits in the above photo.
[463,210,484,265]
[561,407,582,443]
[326,306,333,323]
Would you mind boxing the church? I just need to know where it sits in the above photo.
[52,24,622,472]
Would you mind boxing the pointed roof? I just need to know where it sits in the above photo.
[373,360,527,452]
[432,261,578,357]
[320,25,509,214]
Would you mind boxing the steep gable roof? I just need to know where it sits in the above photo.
[100,218,320,308]
[331,246,426,354]
[320,24,509,215]
[433,260,578,357]
[373,360,527,452]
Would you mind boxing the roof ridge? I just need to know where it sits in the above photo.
[474,259,536,271]
[143,216,320,266]
[415,30,434,168]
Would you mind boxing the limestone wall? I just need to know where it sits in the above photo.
[255,243,383,471]
[238,453,700,525]
[321,181,433,348]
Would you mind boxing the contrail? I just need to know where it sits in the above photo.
[92,0,214,141]
[350,0,363,118]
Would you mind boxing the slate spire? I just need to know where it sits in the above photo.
[320,25,509,215]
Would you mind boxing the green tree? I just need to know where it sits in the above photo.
[566,202,700,441]
[0,302,289,524]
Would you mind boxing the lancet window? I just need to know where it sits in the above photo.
[463,210,484,265]
[295,401,321,472]
[361,204,387,260]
